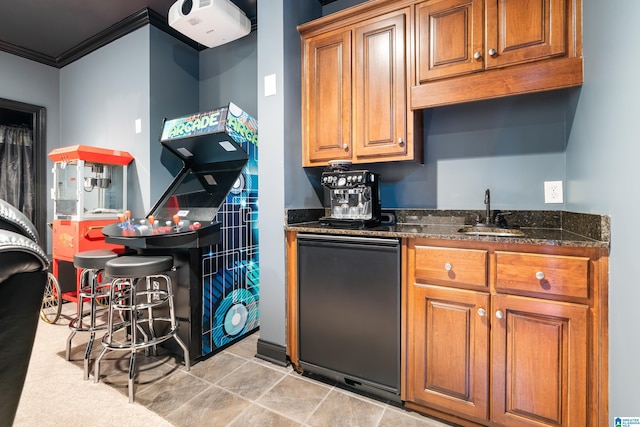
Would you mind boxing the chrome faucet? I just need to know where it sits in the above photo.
[484,189,491,225]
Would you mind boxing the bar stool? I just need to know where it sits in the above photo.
[66,249,120,380]
[94,255,190,402]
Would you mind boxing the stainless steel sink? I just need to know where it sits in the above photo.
[458,226,525,237]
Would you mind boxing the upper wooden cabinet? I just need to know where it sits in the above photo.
[302,29,353,164]
[299,2,423,167]
[412,0,583,108]
[299,0,582,165]
[416,0,484,82]
[353,12,412,161]
[485,0,568,69]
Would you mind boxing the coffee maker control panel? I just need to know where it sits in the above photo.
[320,169,381,228]
[321,170,375,188]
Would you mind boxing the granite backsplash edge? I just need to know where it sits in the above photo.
[285,208,611,244]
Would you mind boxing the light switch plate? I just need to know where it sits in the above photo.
[264,74,276,97]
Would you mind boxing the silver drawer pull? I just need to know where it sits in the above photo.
[495,310,504,319]
[477,308,486,317]
[444,262,452,271]
[535,271,545,280]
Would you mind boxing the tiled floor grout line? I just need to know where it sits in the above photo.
[53,312,453,427]
[160,385,212,426]
[230,372,311,426]
[300,381,337,426]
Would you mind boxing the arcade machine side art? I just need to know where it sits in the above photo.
[200,103,258,356]
[162,103,260,356]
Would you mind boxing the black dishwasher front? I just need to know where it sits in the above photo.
[297,233,400,402]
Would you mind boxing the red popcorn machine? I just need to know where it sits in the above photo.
[48,144,133,302]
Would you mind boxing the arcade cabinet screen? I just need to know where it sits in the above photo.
[151,166,242,223]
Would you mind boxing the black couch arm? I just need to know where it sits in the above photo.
[0,229,49,282]
[0,198,40,243]
[0,229,49,424]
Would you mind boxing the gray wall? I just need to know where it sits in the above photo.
[60,28,151,216]
[0,51,60,250]
[566,0,639,416]
[257,0,287,349]
[256,0,323,349]
[150,26,200,205]
[59,26,201,217]
[369,90,569,210]
[200,30,258,117]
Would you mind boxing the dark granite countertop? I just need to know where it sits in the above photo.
[284,209,610,249]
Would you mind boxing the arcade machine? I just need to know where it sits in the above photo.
[48,145,134,300]
[103,102,259,361]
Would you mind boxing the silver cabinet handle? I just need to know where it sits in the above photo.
[473,51,482,59]
[343,143,348,150]
[535,271,545,280]
[495,310,504,319]
[444,262,452,271]
[489,48,497,56]
[397,137,404,146]
[478,308,486,317]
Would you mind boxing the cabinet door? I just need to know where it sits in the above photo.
[416,0,483,83]
[353,9,409,161]
[485,0,567,69]
[302,30,352,166]
[491,294,587,427]
[407,284,489,420]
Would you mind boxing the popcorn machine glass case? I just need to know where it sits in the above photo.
[50,145,132,220]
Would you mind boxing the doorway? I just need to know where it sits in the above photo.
[0,98,47,248]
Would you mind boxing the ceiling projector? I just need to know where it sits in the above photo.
[168,0,251,48]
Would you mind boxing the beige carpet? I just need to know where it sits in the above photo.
[13,304,174,427]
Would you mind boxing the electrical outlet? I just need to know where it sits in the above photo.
[544,181,563,204]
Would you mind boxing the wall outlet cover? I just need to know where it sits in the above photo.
[544,180,563,203]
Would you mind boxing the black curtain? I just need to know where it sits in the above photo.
[0,125,36,223]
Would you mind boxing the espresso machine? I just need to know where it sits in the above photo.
[319,167,381,229]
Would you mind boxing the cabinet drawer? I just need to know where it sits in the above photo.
[414,246,488,287]
[495,251,589,299]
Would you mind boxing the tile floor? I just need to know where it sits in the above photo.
[63,306,454,427]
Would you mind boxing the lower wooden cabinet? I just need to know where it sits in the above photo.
[406,284,489,420]
[404,239,607,427]
[491,294,588,426]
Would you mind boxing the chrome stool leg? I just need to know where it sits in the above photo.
[67,249,121,380]
[95,255,190,402]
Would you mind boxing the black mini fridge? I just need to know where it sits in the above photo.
[297,233,401,402]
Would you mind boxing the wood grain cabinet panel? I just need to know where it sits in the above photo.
[353,12,409,160]
[412,0,582,108]
[486,0,567,69]
[414,245,488,287]
[407,284,490,420]
[302,30,352,165]
[405,239,603,426]
[416,0,484,82]
[491,294,588,427]
[300,2,422,167]
[496,251,589,301]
